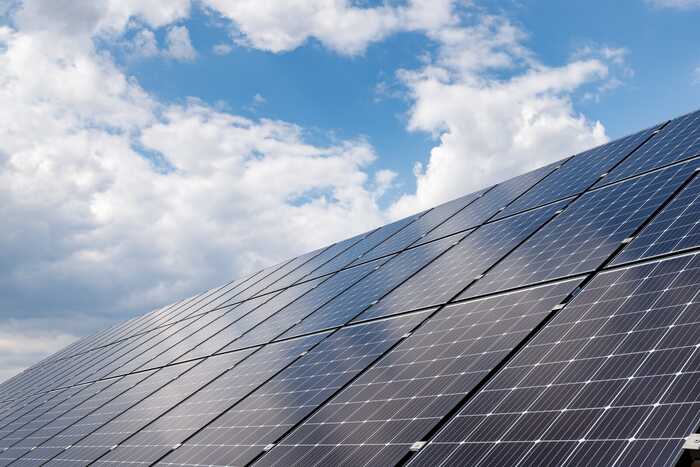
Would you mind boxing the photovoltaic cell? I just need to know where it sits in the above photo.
[496,126,658,220]
[277,235,460,339]
[598,109,700,186]
[612,172,700,265]
[220,259,390,352]
[260,234,368,292]
[462,160,699,299]
[44,351,257,466]
[174,278,327,362]
[255,279,581,467]
[91,334,329,466]
[358,187,492,263]
[0,379,118,465]
[421,161,563,244]
[11,370,160,467]
[308,215,420,279]
[156,311,428,467]
[409,252,700,467]
[355,200,568,323]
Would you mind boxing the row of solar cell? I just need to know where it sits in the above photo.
[16,107,700,382]
[409,250,700,467]
[7,157,700,411]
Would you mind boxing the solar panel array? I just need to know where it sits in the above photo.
[2,108,700,467]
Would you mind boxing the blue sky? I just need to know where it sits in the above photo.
[122,0,700,201]
[0,0,698,381]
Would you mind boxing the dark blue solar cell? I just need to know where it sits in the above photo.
[358,187,492,263]
[420,160,563,243]
[462,160,699,299]
[308,214,421,279]
[156,311,428,467]
[496,126,658,219]
[255,279,580,467]
[408,252,700,467]
[220,258,390,352]
[172,278,326,362]
[10,370,159,466]
[598,109,700,186]
[355,200,569,322]
[277,235,460,339]
[90,334,328,467]
[612,171,700,265]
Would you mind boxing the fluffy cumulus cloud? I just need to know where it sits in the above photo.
[0,0,391,379]
[201,0,456,55]
[388,16,614,217]
[0,0,624,380]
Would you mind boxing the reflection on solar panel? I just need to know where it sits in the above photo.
[3,109,700,467]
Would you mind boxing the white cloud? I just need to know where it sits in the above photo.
[212,42,232,55]
[0,3,390,381]
[201,0,457,55]
[127,28,159,58]
[694,65,700,84]
[646,0,700,8]
[389,16,612,217]
[164,24,196,60]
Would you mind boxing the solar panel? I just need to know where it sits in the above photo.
[91,334,327,466]
[355,200,569,323]
[420,160,563,244]
[462,160,700,300]
[275,235,460,339]
[611,172,700,265]
[4,109,700,467]
[307,217,421,280]
[597,109,700,187]
[407,251,700,467]
[254,278,582,467]
[495,126,658,220]
[0,379,119,464]
[12,370,161,466]
[218,259,391,352]
[357,187,492,263]
[154,311,428,467]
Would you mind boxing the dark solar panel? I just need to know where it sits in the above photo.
[155,311,428,467]
[420,161,563,243]
[462,160,699,299]
[598,109,700,186]
[255,279,581,467]
[358,187,492,263]
[408,252,700,467]
[307,215,420,279]
[496,126,658,219]
[612,171,700,265]
[276,235,460,339]
[90,334,327,467]
[219,259,391,352]
[355,200,569,322]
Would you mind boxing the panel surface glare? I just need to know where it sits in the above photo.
[612,172,700,265]
[598,109,700,186]
[409,253,700,467]
[495,126,658,219]
[356,200,568,322]
[255,279,581,467]
[156,312,428,467]
[91,334,328,466]
[421,160,563,243]
[462,160,699,299]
